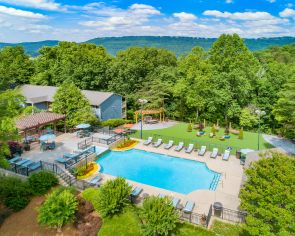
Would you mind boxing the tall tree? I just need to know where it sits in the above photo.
[272,74,295,138]
[31,42,111,90]
[107,47,177,98]
[0,89,24,168]
[0,46,34,90]
[208,34,260,124]
[52,82,98,128]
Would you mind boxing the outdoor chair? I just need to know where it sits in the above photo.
[143,137,153,145]
[88,176,102,186]
[130,187,143,202]
[185,144,194,153]
[21,160,34,168]
[198,146,206,156]
[15,159,30,166]
[164,140,174,149]
[222,150,230,161]
[172,197,180,208]
[183,200,195,213]
[153,139,162,147]
[175,142,184,151]
[28,162,41,171]
[210,148,218,158]
[8,156,21,164]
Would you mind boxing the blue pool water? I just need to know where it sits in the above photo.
[96,149,220,194]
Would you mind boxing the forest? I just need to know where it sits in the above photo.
[0,34,294,138]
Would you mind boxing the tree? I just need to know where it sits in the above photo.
[31,42,111,90]
[240,152,295,236]
[92,177,132,217]
[52,82,98,128]
[141,196,179,236]
[0,46,34,90]
[239,107,258,130]
[0,89,24,168]
[38,188,77,229]
[208,34,260,124]
[272,75,295,139]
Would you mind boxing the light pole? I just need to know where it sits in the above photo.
[138,99,148,139]
[255,109,266,150]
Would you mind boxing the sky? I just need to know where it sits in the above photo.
[0,0,295,42]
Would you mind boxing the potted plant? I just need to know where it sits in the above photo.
[200,214,207,225]
[23,141,30,151]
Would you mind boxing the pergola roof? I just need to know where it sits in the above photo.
[134,108,164,115]
[16,112,66,130]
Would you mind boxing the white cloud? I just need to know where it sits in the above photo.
[203,10,275,20]
[173,12,197,22]
[279,8,295,18]
[226,0,233,4]
[129,4,161,15]
[267,0,276,3]
[0,0,63,11]
[0,5,46,18]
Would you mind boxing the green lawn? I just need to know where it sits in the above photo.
[173,222,215,236]
[98,207,141,236]
[131,123,272,152]
[211,220,246,236]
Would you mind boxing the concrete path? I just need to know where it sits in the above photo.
[132,121,178,130]
[263,134,295,155]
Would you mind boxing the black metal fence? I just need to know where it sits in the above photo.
[64,146,96,169]
[77,133,123,149]
[208,204,247,223]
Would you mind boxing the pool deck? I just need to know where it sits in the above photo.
[93,140,244,215]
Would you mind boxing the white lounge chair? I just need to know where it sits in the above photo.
[222,150,230,161]
[164,140,174,149]
[198,146,206,156]
[143,137,153,145]
[183,200,195,213]
[210,148,218,158]
[185,144,194,153]
[175,142,184,151]
[153,139,162,147]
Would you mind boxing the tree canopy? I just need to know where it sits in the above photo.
[240,152,295,236]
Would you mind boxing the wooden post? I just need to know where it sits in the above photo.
[160,112,162,122]
[229,122,232,130]
[135,113,138,123]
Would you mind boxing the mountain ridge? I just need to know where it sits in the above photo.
[1,36,295,57]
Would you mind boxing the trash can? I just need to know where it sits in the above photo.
[213,202,223,217]
[236,149,241,159]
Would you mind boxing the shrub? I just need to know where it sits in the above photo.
[101,118,132,128]
[38,187,78,229]
[116,139,137,149]
[238,128,244,139]
[28,171,58,195]
[0,176,31,211]
[187,123,192,132]
[74,163,95,177]
[93,177,132,217]
[141,196,179,236]
[240,152,294,236]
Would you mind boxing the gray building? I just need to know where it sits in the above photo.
[21,85,126,121]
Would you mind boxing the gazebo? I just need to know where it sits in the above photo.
[16,112,66,135]
[134,108,165,124]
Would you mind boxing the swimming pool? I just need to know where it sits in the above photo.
[96,149,220,194]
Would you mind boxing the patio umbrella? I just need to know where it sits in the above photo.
[123,123,134,129]
[240,149,255,155]
[76,123,91,129]
[39,134,56,142]
[113,128,125,134]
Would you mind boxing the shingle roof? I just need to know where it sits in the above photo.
[16,112,66,130]
[21,84,115,106]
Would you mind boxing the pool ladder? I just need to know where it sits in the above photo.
[209,174,221,191]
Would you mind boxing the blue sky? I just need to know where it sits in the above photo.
[0,0,294,42]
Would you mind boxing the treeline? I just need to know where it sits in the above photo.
[0,34,294,138]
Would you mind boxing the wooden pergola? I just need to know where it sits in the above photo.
[16,112,66,134]
[134,108,165,123]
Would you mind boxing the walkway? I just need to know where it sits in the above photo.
[132,121,178,130]
[263,134,295,155]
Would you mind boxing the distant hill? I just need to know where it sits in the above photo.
[1,36,295,57]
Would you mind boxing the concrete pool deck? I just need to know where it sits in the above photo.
[91,140,244,215]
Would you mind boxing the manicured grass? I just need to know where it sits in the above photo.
[173,222,215,236]
[211,220,245,236]
[98,207,141,236]
[132,123,272,152]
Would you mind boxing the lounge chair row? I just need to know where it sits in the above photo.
[9,156,41,171]
[143,137,231,161]
[130,187,195,213]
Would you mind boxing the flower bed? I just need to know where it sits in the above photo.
[75,162,99,180]
[112,139,139,151]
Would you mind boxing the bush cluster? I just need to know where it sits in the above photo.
[101,118,132,128]
[0,176,31,211]
[28,171,58,195]
[0,171,58,211]
[38,187,78,229]
[116,139,137,149]
[74,163,95,177]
